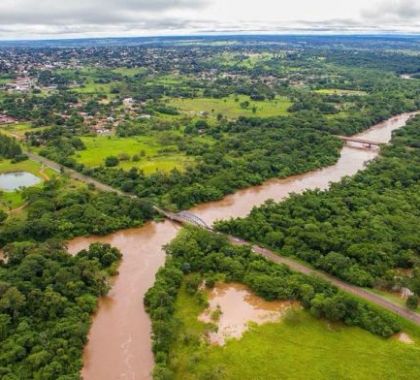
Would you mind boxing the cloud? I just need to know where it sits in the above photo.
[0,0,211,38]
[0,0,418,39]
[0,0,209,25]
[362,0,420,21]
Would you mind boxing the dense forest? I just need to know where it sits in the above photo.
[217,115,420,303]
[0,179,155,247]
[145,227,401,379]
[0,241,121,379]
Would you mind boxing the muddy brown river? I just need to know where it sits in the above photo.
[67,112,416,380]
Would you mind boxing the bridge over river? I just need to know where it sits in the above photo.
[62,112,419,380]
[336,135,382,148]
[27,125,420,326]
[26,121,420,326]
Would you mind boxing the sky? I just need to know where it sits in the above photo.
[0,0,419,40]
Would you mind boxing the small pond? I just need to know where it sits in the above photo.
[0,171,41,191]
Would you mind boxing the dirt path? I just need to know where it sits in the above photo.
[8,202,28,215]
[228,236,420,325]
[38,165,50,181]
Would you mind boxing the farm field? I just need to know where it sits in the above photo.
[169,284,420,380]
[74,135,194,173]
[168,95,292,119]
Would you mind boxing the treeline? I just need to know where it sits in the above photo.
[0,241,121,379]
[84,118,342,210]
[0,178,155,247]
[32,115,343,210]
[83,99,417,209]
[323,50,420,74]
[217,115,420,294]
[145,228,401,379]
[33,92,418,212]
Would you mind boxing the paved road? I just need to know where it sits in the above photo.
[25,150,420,325]
[228,236,420,325]
[25,151,135,197]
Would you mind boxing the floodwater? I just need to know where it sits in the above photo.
[199,283,296,345]
[67,112,417,380]
[0,171,41,191]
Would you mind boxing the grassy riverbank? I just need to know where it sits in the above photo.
[169,284,420,380]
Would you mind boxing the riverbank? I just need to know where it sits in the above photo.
[68,112,417,380]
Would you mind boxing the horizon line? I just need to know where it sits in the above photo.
[0,30,420,43]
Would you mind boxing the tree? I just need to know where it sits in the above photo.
[406,295,418,310]
[0,210,7,224]
[105,156,119,167]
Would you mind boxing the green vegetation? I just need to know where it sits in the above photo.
[0,241,121,379]
[74,135,192,173]
[0,123,51,141]
[0,157,52,178]
[0,133,23,160]
[0,178,155,247]
[168,286,420,380]
[0,159,55,212]
[168,95,291,119]
[314,88,367,96]
[1,35,420,379]
[92,119,342,209]
[145,228,402,379]
[217,115,420,293]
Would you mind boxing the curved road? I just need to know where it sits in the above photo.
[228,236,420,325]
[25,150,420,325]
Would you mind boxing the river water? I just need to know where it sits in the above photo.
[67,112,416,380]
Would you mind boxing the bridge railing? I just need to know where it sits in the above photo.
[153,206,212,230]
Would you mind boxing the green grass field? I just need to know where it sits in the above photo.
[168,95,291,120]
[74,135,193,174]
[0,123,51,140]
[0,159,56,211]
[112,67,147,76]
[72,81,120,94]
[214,52,274,69]
[315,89,367,96]
[168,283,420,380]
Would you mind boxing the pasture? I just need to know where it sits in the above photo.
[169,283,420,380]
[74,135,193,174]
[168,95,291,120]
